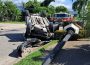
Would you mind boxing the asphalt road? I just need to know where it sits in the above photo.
[0,27,25,65]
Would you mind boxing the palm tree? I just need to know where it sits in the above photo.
[41,0,55,7]
[72,0,88,17]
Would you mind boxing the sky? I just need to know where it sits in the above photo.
[50,0,74,10]
[13,0,75,11]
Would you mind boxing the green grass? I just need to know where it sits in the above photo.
[0,21,25,24]
[15,51,43,65]
[15,40,58,65]
[42,40,58,48]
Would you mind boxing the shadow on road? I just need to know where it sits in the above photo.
[0,33,25,42]
[50,44,90,65]
[6,33,25,42]
[9,49,20,58]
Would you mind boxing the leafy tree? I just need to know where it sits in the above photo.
[48,5,55,14]
[0,0,21,21]
[83,1,90,37]
[25,0,41,13]
[86,1,90,20]
[4,1,21,21]
[55,6,68,13]
[0,0,5,21]
[25,0,55,15]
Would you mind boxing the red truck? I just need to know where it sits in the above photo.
[49,13,74,22]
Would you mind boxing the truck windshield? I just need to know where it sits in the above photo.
[56,14,69,17]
